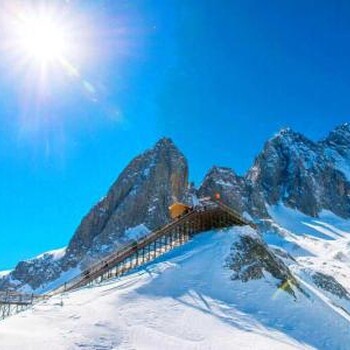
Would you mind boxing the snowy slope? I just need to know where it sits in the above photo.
[266,204,350,319]
[0,270,11,278]
[267,204,350,290]
[1,225,350,349]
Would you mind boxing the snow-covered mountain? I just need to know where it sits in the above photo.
[1,124,350,304]
[1,123,350,348]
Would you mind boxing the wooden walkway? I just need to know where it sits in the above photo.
[52,199,253,293]
[0,291,46,320]
[0,199,254,320]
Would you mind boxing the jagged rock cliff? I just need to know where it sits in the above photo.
[0,138,189,291]
[65,137,189,266]
[200,124,350,219]
[225,228,301,298]
[248,127,350,218]
[198,166,268,219]
[198,167,246,213]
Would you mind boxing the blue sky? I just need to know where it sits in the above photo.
[0,0,350,269]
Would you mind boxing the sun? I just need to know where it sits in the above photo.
[1,2,102,102]
[15,14,68,65]
[1,2,119,109]
[18,17,66,63]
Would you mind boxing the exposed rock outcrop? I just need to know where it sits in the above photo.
[198,166,246,214]
[225,229,300,297]
[7,251,64,291]
[312,272,349,300]
[248,127,350,218]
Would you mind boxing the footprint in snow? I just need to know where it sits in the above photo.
[69,314,81,320]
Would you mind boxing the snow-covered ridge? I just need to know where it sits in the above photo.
[2,217,350,349]
[33,247,66,262]
[0,270,11,278]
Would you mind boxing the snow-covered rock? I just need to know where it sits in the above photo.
[199,123,350,220]
[199,166,246,213]
[248,126,350,218]
[225,228,301,298]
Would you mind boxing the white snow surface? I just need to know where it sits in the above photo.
[34,246,67,261]
[2,218,350,349]
[32,267,81,295]
[0,270,11,278]
[267,204,350,328]
[123,224,150,241]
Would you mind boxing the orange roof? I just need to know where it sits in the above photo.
[168,202,190,210]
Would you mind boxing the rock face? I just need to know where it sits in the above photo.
[65,137,189,266]
[0,138,189,291]
[198,166,268,219]
[7,250,64,292]
[247,129,324,217]
[323,123,350,158]
[225,229,300,297]
[198,167,246,214]
[199,124,350,219]
[312,272,350,300]
[248,127,350,218]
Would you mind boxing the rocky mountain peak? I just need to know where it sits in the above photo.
[246,125,350,218]
[275,127,295,137]
[0,137,190,291]
[154,137,176,149]
[199,166,246,214]
[205,166,240,179]
[324,123,350,148]
[65,137,189,263]
[269,127,318,151]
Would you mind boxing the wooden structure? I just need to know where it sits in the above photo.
[169,202,192,219]
[52,199,253,294]
[0,291,46,320]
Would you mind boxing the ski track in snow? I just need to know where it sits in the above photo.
[1,207,350,349]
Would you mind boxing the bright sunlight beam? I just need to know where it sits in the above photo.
[0,1,125,126]
[1,2,100,102]
[16,14,67,64]
[2,2,75,71]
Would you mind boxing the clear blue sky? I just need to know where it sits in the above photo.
[0,0,349,269]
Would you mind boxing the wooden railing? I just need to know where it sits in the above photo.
[0,291,48,320]
[49,209,202,294]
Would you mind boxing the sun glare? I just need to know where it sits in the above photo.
[0,2,77,70]
[1,2,123,118]
[18,16,67,63]
[15,14,68,64]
